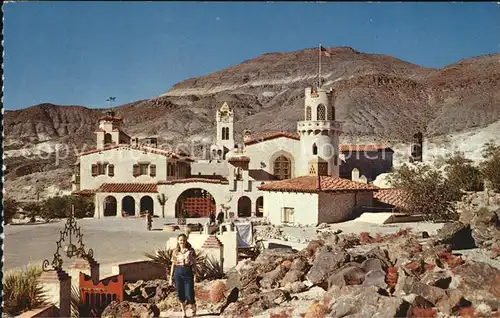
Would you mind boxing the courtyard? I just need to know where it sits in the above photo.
[4,217,206,276]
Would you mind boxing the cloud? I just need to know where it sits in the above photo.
[216,16,221,21]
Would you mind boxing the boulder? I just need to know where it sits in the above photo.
[326,285,411,317]
[306,246,350,287]
[102,301,160,318]
[260,265,287,289]
[281,269,304,285]
[433,221,476,250]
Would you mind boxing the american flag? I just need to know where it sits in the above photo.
[320,45,331,57]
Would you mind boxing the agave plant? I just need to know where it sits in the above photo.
[3,265,47,316]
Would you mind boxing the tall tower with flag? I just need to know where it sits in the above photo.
[296,44,343,177]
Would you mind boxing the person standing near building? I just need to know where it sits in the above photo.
[169,234,197,317]
[216,209,224,225]
[146,210,153,231]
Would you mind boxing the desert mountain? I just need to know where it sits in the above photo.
[4,47,500,201]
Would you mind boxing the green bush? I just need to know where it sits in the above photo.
[3,265,47,316]
[3,197,20,224]
[481,143,500,192]
[388,163,463,222]
[22,202,44,223]
[40,195,94,220]
[444,152,484,192]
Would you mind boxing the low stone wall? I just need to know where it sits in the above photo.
[18,305,59,317]
[111,260,166,283]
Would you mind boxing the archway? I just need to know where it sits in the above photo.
[140,196,154,216]
[104,133,113,145]
[255,196,263,217]
[238,196,251,217]
[273,155,292,180]
[175,188,216,218]
[103,196,117,217]
[122,196,135,216]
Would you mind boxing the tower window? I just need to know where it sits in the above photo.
[331,106,335,120]
[312,143,318,155]
[306,106,312,120]
[221,127,230,140]
[317,104,326,120]
[104,133,113,145]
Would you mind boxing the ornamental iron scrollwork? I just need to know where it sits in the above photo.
[42,205,94,271]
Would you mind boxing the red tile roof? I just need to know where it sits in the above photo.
[228,156,250,162]
[244,131,300,145]
[158,178,229,185]
[202,236,223,249]
[373,188,408,208]
[258,176,379,193]
[78,144,188,160]
[97,183,158,193]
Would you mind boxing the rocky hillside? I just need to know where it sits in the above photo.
[4,47,500,200]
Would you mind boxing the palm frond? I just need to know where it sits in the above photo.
[3,265,47,316]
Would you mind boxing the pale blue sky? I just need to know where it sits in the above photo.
[4,2,500,110]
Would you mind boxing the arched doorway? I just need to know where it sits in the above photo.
[238,196,251,217]
[255,196,263,217]
[122,196,135,216]
[103,196,117,217]
[273,155,292,180]
[175,188,216,218]
[140,196,154,216]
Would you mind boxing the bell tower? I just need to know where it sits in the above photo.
[297,87,343,177]
[211,102,235,160]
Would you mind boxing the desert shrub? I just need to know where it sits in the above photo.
[481,143,500,192]
[388,163,463,222]
[3,197,20,224]
[22,202,44,223]
[42,196,70,219]
[444,152,484,192]
[70,196,94,218]
[3,265,47,316]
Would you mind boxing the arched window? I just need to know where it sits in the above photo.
[104,133,113,145]
[306,106,312,120]
[317,104,326,120]
[225,127,230,140]
[312,143,318,155]
[273,155,291,180]
[331,106,335,120]
[221,127,226,140]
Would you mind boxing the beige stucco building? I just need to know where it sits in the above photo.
[73,85,385,225]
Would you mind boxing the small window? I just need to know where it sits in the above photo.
[317,104,326,120]
[91,164,98,177]
[282,207,295,224]
[150,164,156,177]
[306,106,312,120]
[312,143,318,155]
[98,163,106,175]
[133,164,140,177]
[139,164,148,175]
[108,164,114,177]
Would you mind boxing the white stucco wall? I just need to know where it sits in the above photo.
[263,191,319,226]
[79,148,170,190]
[94,192,161,218]
[240,137,301,177]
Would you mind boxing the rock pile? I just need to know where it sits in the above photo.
[436,191,500,258]
[123,279,173,304]
[101,301,160,318]
[215,217,500,317]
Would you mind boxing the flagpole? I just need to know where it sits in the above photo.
[318,43,322,88]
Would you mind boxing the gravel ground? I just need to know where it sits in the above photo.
[4,217,208,274]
